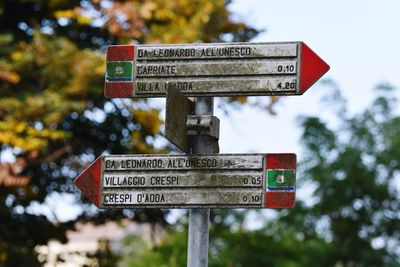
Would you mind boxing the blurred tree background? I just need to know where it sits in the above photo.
[1,0,400,267]
[119,83,400,267]
[0,0,259,266]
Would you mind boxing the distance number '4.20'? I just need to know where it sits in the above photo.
[277,81,296,90]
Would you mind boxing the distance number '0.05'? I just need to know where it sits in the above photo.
[243,177,262,185]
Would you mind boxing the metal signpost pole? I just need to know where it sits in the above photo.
[187,97,214,267]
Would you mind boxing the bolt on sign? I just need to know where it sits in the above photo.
[104,42,329,98]
[74,153,296,209]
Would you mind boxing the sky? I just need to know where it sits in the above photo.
[31,0,400,222]
[217,0,400,156]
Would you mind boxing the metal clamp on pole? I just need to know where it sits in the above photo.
[187,115,220,140]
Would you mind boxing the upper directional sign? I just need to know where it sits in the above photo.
[104,42,329,98]
[74,153,296,209]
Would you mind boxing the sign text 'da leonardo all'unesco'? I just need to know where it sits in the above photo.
[74,154,297,209]
[104,42,329,98]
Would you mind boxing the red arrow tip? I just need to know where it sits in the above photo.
[300,42,330,94]
[74,156,103,207]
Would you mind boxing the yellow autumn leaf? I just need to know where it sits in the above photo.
[133,109,163,135]
[11,51,22,61]
[77,15,92,25]
[94,64,105,75]
[0,132,13,144]
[54,10,74,19]
[15,122,27,133]
[0,70,21,84]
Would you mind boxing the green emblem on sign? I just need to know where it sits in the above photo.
[267,169,295,188]
[106,61,133,81]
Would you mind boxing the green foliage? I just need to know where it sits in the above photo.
[292,83,400,266]
[120,229,188,267]
[0,32,101,151]
[119,210,331,267]
[119,84,400,267]
[0,0,259,266]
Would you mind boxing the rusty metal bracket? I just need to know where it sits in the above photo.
[187,115,220,140]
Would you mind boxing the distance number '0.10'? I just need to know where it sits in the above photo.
[243,194,261,203]
[277,65,295,73]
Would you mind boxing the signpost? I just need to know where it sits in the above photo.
[74,40,329,267]
[74,153,296,209]
[104,42,329,98]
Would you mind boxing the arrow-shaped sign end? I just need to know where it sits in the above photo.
[74,156,103,208]
[300,42,330,94]
[265,153,297,209]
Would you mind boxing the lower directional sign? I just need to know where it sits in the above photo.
[74,153,296,209]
